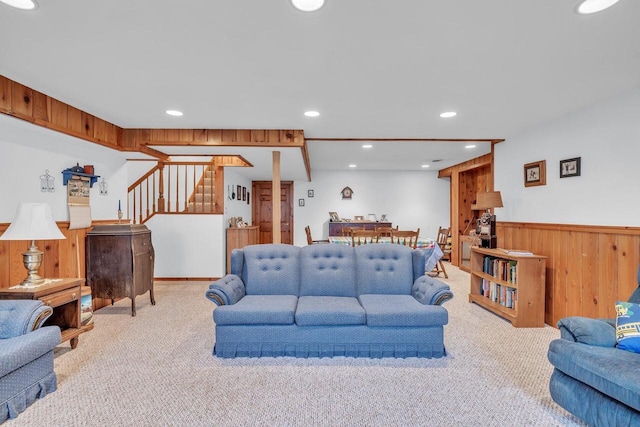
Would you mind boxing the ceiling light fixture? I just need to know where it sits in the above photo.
[166,110,183,117]
[304,110,320,117]
[291,0,325,12]
[465,144,476,149]
[576,0,620,14]
[440,111,457,118]
[348,164,357,168]
[362,144,372,149]
[421,164,430,168]
[0,0,38,10]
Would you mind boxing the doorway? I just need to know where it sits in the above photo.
[252,181,293,244]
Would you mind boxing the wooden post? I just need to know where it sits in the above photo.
[157,162,165,213]
[272,151,281,243]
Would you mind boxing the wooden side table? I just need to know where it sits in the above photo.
[0,278,85,349]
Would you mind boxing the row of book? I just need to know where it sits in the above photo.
[482,256,518,284]
[481,278,517,309]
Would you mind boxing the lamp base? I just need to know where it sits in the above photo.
[20,241,45,287]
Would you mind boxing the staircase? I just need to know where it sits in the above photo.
[185,166,216,213]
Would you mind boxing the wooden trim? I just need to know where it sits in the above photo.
[154,277,220,281]
[499,221,640,236]
[306,137,504,143]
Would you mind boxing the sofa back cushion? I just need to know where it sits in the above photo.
[242,244,301,295]
[355,244,415,295]
[300,244,357,297]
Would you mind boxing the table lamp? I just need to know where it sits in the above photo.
[0,202,66,286]
[472,191,503,249]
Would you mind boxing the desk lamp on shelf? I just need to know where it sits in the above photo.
[0,202,66,287]
[471,191,503,249]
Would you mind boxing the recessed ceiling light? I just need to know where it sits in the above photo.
[576,0,620,14]
[166,110,183,117]
[348,164,357,168]
[440,111,457,118]
[362,144,372,149]
[291,0,325,12]
[0,0,38,10]
[304,110,320,117]
[465,144,476,149]
[421,164,430,168]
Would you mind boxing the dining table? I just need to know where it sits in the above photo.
[327,236,444,272]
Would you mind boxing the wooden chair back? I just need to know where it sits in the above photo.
[341,227,354,237]
[305,225,329,245]
[436,226,452,261]
[391,229,419,249]
[375,226,398,237]
[351,229,380,247]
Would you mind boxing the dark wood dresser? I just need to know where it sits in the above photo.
[86,224,155,316]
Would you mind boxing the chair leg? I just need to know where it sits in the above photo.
[438,259,448,279]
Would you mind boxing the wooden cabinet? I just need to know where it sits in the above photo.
[328,221,392,237]
[86,224,155,317]
[0,278,85,348]
[226,226,259,273]
[469,246,546,327]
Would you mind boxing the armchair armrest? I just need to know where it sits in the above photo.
[0,326,61,378]
[0,300,54,339]
[412,276,454,306]
[205,274,246,306]
[557,316,616,347]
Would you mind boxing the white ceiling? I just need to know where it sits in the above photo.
[1,0,639,180]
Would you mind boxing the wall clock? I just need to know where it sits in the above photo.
[341,186,353,200]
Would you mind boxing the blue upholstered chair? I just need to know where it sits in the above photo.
[1,299,61,422]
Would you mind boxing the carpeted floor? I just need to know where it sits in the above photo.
[8,265,585,426]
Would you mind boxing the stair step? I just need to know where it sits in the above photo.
[185,202,215,213]
[193,193,214,202]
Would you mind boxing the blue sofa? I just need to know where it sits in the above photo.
[1,299,61,423]
[547,267,640,426]
[206,243,453,358]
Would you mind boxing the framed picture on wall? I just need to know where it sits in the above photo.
[560,157,581,178]
[524,160,546,187]
[308,190,314,198]
[242,187,246,201]
[299,199,305,207]
[237,185,241,200]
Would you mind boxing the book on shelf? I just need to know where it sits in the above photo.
[499,248,534,256]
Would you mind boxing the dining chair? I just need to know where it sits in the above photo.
[305,226,329,245]
[375,225,398,237]
[391,229,419,249]
[341,227,354,237]
[351,229,380,247]
[432,226,450,278]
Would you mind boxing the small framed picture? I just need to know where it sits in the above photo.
[299,199,305,207]
[247,192,250,205]
[308,190,314,198]
[237,185,241,200]
[354,215,365,221]
[242,187,246,201]
[368,213,377,222]
[560,157,581,178]
[329,212,340,222]
[524,160,546,187]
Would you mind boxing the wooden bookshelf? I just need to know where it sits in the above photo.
[469,247,546,327]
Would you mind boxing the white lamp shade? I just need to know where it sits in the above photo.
[0,202,65,241]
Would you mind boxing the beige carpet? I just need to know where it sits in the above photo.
[8,265,585,426]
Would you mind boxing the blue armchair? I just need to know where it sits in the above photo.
[1,299,61,423]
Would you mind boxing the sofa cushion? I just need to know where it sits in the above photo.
[548,338,640,412]
[355,245,414,295]
[557,316,616,347]
[300,245,357,297]
[616,301,640,353]
[358,294,448,327]
[295,296,365,326]
[242,244,301,296]
[213,295,298,325]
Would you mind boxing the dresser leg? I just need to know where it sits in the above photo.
[131,299,136,317]
[70,337,79,349]
[150,288,156,305]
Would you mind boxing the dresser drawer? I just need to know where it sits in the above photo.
[39,288,79,308]
[133,233,152,254]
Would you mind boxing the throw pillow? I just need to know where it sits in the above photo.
[615,301,640,353]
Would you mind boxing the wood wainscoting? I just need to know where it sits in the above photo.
[0,220,120,310]
[496,221,640,327]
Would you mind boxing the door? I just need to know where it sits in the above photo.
[252,181,293,244]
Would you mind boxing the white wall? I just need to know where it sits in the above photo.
[494,86,640,227]
[292,170,450,247]
[224,168,253,226]
[146,214,225,278]
[0,122,128,222]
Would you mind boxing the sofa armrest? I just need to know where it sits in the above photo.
[557,316,616,347]
[205,274,246,306]
[411,275,454,306]
[0,326,61,378]
[0,300,54,339]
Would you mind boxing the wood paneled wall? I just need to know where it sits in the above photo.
[497,222,640,326]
